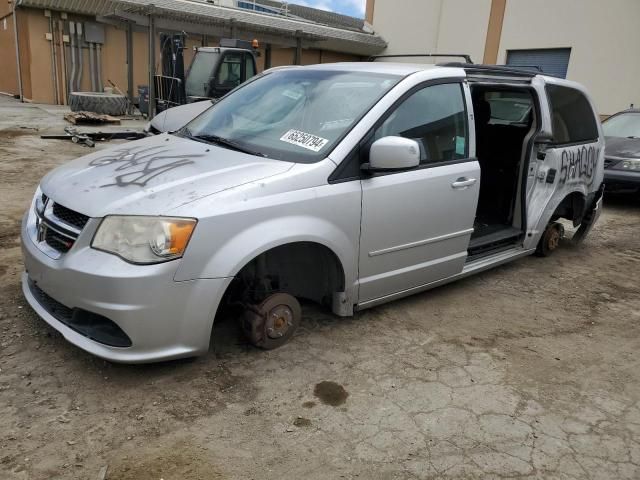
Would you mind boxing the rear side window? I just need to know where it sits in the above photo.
[547,85,598,144]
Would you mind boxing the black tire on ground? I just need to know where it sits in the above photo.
[68,92,128,116]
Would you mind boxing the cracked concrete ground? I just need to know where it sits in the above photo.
[1,97,640,479]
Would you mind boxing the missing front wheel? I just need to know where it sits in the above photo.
[242,293,301,350]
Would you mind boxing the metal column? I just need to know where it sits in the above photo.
[49,14,60,104]
[126,21,134,114]
[294,31,302,65]
[230,18,236,38]
[148,11,156,118]
[88,42,96,91]
[264,43,272,70]
[75,22,83,91]
[12,2,24,101]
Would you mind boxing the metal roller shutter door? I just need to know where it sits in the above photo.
[506,48,572,78]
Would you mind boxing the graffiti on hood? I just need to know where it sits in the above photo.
[559,145,599,186]
[89,145,203,188]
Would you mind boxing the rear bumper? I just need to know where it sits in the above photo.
[21,213,232,363]
[573,182,604,244]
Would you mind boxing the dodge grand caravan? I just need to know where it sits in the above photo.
[22,62,604,363]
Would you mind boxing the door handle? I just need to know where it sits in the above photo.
[451,177,477,189]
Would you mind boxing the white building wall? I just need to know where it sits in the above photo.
[498,0,640,115]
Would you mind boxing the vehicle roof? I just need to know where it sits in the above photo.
[272,62,590,90]
[288,62,462,77]
[613,108,640,114]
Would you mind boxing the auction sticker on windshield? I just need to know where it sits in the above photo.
[280,129,329,152]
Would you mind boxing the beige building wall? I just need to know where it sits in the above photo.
[25,8,56,104]
[370,0,444,56]
[498,0,640,115]
[0,12,19,96]
[319,50,361,63]
[370,0,491,64]
[369,0,640,116]
[437,0,492,65]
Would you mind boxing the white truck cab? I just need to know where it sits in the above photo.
[22,62,604,362]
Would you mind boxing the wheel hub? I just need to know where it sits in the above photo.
[242,292,302,349]
[266,305,294,339]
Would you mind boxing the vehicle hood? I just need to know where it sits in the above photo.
[605,136,640,159]
[148,101,214,133]
[40,134,293,217]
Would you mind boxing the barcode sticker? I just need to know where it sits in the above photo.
[280,129,329,153]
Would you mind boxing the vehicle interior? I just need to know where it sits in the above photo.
[468,86,538,258]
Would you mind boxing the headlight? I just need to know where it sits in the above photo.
[620,159,640,170]
[92,216,197,264]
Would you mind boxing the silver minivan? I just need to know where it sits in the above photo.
[21,62,604,363]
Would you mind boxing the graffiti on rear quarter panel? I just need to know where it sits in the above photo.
[559,145,599,186]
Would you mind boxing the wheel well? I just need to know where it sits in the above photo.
[221,242,346,309]
[552,192,587,227]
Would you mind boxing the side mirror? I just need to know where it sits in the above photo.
[366,136,420,172]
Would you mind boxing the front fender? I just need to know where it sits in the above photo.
[201,215,356,283]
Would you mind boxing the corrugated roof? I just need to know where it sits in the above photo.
[17,0,386,54]
[256,0,365,32]
[18,0,114,15]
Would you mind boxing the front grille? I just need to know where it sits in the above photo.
[35,196,90,255]
[604,158,619,169]
[44,227,74,253]
[52,203,90,230]
[28,279,132,348]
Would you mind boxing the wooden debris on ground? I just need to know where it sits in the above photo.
[64,111,121,125]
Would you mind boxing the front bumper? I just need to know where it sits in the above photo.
[604,169,640,191]
[21,213,232,363]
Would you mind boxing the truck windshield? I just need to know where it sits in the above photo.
[603,112,640,139]
[183,69,401,162]
[185,52,220,98]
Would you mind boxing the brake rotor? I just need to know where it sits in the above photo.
[242,293,301,350]
[537,222,565,257]
[547,226,561,251]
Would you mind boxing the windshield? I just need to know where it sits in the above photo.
[185,52,220,98]
[603,112,640,138]
[183,69,401,162]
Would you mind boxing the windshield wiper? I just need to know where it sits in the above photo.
[185,131,267,157]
